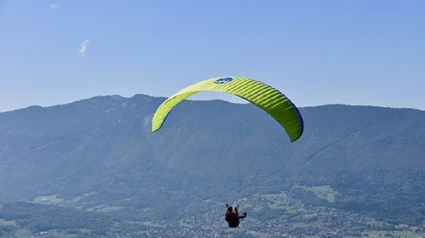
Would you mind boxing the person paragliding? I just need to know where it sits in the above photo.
[224,203,247,228]
[151,76,304,225]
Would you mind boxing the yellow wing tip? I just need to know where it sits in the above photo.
[151,121,160,132]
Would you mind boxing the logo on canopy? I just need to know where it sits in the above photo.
[214,77,233,84]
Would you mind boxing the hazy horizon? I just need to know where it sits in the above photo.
[2,92,424,114]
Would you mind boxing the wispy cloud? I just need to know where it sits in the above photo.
[79,40,90,54]
[50,4,58,10]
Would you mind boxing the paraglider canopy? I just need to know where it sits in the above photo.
[151,76,304,142]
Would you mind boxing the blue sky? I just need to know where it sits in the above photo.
[1,0,424,112]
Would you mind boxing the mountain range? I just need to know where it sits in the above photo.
[0,94,424,226]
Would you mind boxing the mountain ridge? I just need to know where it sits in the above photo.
[0,93,424,225]
[4,93,424,115]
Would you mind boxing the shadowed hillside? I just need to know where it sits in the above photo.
[0,94,424,225]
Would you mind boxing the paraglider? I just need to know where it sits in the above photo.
[225,203,247,228]
[151,76,304,228]
[151,76,304,142]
